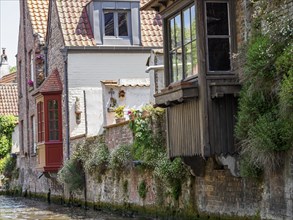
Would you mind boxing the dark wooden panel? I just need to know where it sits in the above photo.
[167,99,201,158]
[208,94,238,155]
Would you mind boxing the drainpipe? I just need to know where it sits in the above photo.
[44,46,48,77]
[145,65,164,73]
[23,0,30,158]
[61,48,70,159]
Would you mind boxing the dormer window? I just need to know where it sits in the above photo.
[104,10,129,37]
[88,1,141,46]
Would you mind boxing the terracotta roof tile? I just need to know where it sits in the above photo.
[38,69,63,93]
[55,0,162,47]
[28,0,162,47]
[56,0,95,47]
[0,83,18,116]
[0,72,17,84]
[27,0,49,43]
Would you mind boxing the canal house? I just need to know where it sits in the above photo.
[142,0,242,175]
[17,0,162,191]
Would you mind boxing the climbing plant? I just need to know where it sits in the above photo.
[236,0,293,177]
[129,106,188,200]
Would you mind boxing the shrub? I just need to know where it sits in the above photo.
[236,32,293,176]
[0,155,17,179]
[84,143,109,175]
[109,144,132,170]
[57,158,85,192]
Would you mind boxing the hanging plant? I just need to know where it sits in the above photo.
[35,54,45,64]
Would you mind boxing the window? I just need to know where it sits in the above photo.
[19,60,22,96]
[20,120,24,154]
[168,4,198,83]
[104,10,129,37]
[88,1,141,45]
[48,100,59,141]
[31,116,36,154]
[205,2,231,71]
[37,102,44,143]
[29,51,34,82]
[166,1,232,84]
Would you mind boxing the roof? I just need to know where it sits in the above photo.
[101,78,150,87]
[56,0,96,47]
[26,0,162,47]
[27,0,49,43]
[0,84,18,116]
[37,69,63,94]
[0,72,17,84]
[140,0,175,12]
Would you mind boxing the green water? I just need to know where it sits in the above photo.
[0,196,150,220]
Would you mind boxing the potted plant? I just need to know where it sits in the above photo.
[127,108,139,120]
[141,104,153,117]
[114,105,125,123]
[28,80,34,91]
[35,54,45,64]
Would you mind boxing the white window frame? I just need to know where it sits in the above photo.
[30,51,34,82]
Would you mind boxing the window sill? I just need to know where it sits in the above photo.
[210,82,241,98]
[154,81,198,107]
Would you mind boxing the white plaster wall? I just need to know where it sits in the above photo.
[68,89,86,137]
[67,52,150,136]
[147,51,164,104]
[68,88,103,138]
[67,52,150,88]
[11,124,19,154]
[85,88,103,136]
[103,85,150,125]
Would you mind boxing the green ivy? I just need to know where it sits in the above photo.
[236,5,293,176]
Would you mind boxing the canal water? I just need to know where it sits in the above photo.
[0,195,151,220]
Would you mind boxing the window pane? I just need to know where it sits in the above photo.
[104,12,114,36]
[191,5,196,40]
[170,18,175,49]
[206,3,229,35]
[184,43,192,77]
[183,8,191,44]
[118,12,128,36]
[174,14,182,47]
[171,51,177,82]
[191,41,198,75]
[208,38,230,71]
[176,48,183,80]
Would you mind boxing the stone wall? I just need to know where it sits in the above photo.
[104,122,133,150]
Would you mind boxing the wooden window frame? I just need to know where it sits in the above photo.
[167,3,197,83]
[37,101,45,143]
[44,94,62,143]
[163,0,236,86]
[31,115,36,154]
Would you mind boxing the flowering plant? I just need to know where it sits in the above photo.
[114,105,125,118]
[28,80,34,87]
[127,108,140,118]
[35,54,45,60]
